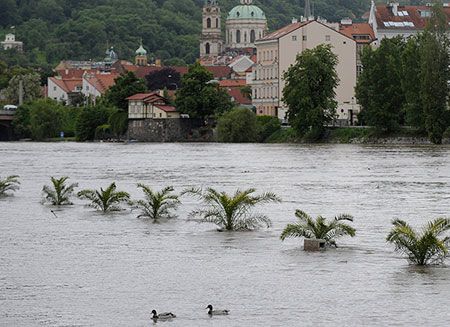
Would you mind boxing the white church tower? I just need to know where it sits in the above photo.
[200,0,223,58]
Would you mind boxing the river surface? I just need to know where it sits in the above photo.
[0,142,449,326]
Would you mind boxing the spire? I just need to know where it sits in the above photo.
[304,0,311,19]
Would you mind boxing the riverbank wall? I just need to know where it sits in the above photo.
[127,118,214,142]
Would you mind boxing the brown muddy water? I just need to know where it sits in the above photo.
[1,142,449,326]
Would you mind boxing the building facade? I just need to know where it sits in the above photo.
[225,0,268,49]
[127,93,180,120]
[252,20,358,124]
[1,33,23,52]
[200,0,223,58]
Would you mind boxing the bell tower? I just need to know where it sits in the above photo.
[200,0,223,59]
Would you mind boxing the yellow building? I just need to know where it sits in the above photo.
[127,93,180,119]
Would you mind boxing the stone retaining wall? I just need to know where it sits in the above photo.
[128,118,213,142]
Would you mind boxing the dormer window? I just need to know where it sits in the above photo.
[237,12,240,17]
[251,12,254,17]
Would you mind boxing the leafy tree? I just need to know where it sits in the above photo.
[12,103,32,138]
[28,98,63,140]
[355,37,406,133]
[145,67,180,91]
[0,175,20,196]
[401,35,424,130]
[183,187,281,231]
[217,108,257,142]
[282,44,338,139]
[4,73,42,105]
[108,110,128,139]
[42,176,78,205]
[387,218,450,266]
[75,104,114,141]
[256,115,281,142]
[134,184,180,221]
[280,210,355,247]
[103,72,147,110]
[175,62,233,119]
[420,4,450,144]
[77,182,130,212]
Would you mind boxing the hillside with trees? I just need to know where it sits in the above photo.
[0,0,373,68]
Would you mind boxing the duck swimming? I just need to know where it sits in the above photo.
[206,304,229,315]
[151,309,176,320]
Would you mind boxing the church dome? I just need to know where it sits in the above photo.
[227,0,266,20]
[135,44,147,56]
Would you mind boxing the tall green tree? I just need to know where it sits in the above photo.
[282,44,338,139]
[356,37,406,133]
[4,73,42,105]
[103,72,147,111]
[420,4,450,144]
[75,104,114,141]
[217,108,257,143]
[175,62,233,119]
[401,35,424,130]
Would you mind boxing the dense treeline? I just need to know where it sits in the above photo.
[0,0,370,67]
[356,4,450,144]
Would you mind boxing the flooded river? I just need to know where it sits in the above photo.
[1,142,449,326]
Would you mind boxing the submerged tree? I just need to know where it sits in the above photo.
[183,187,281,231]
[77,182,130,212]
[42,176,78,205]
[0,175,20,196]
[280,210,356,247]
[386,218,450,266]
[134,184,180,221]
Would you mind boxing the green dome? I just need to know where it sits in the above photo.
[135,45,147,55]
[227,5,266,20]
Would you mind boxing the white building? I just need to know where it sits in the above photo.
[1,33,23,52]
[252,19,358,124]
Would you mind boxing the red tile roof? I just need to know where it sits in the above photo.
[219,79,247,87]
[49,77,82,93]
[339,23,375,44]
[155,105,177,112]
[85,72,119,94]
[127,65,231,80]
[226,88,252,105]
[126,92,160,101]
[375,5,450,30]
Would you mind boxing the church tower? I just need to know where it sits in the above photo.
[200,0,223,58]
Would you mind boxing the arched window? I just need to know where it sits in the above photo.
[250,30,256,43]
[205,43,210,54]
[206,18,211,28]
[244,32,247,43]
[236,30,241,43]
[215,18,219,28]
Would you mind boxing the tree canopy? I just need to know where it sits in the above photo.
[175,62,233,119]
[282,44,338,139]
[103,72,147,111]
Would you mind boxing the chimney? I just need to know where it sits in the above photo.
[390,2,399,16]
[292,17,298,24]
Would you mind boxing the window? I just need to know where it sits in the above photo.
[206,18,211,28]
[244,32,247,43]
[325,35,330,41]
[236,30,241,43]
[292,35,297,41]
[215,18,219,28]
[159,113,162,118]
[302,35,307,41]
[53,86,57,91]
[250,30,256,43]
[205,43,210,54]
